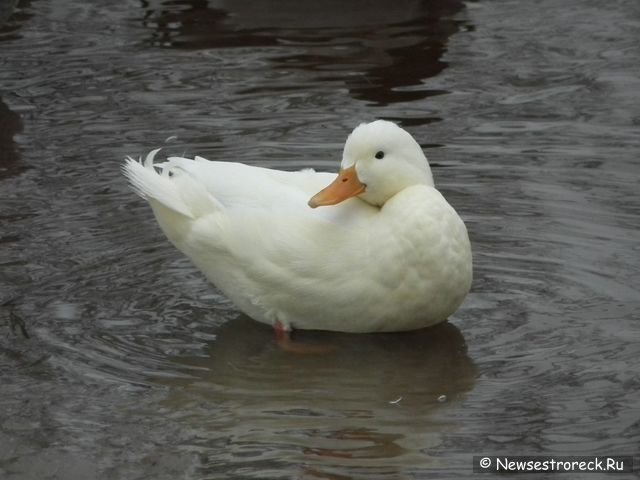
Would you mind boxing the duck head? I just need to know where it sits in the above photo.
[308,120,434,208]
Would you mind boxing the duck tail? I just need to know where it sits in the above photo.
[123,149,221,219]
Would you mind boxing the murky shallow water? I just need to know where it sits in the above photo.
[1,0,639,478]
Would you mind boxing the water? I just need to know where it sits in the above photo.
[1,0,639,478]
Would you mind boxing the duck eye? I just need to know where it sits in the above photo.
[375,151,385,160]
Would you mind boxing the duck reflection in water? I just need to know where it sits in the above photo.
[160,317,476,477]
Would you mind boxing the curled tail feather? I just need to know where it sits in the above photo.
[122,149,222,219]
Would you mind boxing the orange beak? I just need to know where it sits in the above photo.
[308,165,366,208]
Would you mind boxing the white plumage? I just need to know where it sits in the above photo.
[123,120,472,332]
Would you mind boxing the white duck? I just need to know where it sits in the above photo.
[123,120,472,333]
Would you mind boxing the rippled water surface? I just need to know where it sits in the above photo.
[1,0,639,478]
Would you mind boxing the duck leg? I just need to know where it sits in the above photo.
[273,320,334,354]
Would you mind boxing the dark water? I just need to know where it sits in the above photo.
[1,0,639,478]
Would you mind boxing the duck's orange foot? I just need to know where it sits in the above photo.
[273,320,335,354]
